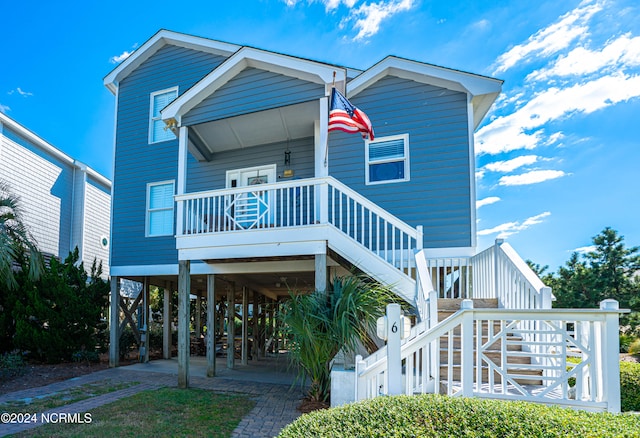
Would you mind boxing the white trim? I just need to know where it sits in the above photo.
[365,133,410,185]
[348,57,502,129]
[162,47,346,124]
[111,264,179,277]
[467,101,477,248]
[0,113,110,189]
[104,30,240,94]
[419,246,476,258]
[146,180,176,237]
[315,97,329,175]
[149,87,178,144]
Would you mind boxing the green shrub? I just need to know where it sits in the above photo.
[279,394,640,438]
[621,361,640,412]
[0,351,25,379]
[629,339,640,355]
[620,335,634,353]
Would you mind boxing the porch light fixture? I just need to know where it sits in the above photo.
[284,142,291,167]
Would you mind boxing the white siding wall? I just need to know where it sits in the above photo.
[83,179,111,277]
[0,134,71,258]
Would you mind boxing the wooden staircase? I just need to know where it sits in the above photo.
[438,299,544,386]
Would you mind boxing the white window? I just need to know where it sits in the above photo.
[365,134,410,184]
[146,181,175,237]
[149,87,178,143]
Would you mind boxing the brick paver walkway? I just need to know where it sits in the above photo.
[0,366,304,437]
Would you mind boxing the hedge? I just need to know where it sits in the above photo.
[621,361,640,412]
[279,394,640,438]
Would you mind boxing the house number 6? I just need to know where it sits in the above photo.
[391,322,398,333]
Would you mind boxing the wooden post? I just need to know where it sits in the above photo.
[163,286,171,359]
[206,275,216,377]
[109,276,120,367]
[195,294,202,337]
[241,286,249,365]
[252,292,259,361]
[387,303,402,395]
[178,260,191,388]
[227,283,235,369]
[143,277,150,363]
[259,294,266,358]
[600,299,621,412]
[315,253,327,293]
[460,299,474,397]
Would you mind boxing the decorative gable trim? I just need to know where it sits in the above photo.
[103,29,240,94]
[161,47,346,125]
[348,56,503,129]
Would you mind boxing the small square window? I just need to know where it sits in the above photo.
[366,134,410,184]
[146,181,175,236]
[149,88,178,143]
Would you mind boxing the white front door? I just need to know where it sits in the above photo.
[226,164,276,229]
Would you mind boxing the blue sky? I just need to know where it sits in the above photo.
[2,0,639,272]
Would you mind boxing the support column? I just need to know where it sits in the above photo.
[227,283,236,369]
[109,276,120,367]
[241,286,249,365]
[252,292,259,361]
[143,277,150,363]
[259,294,266,358]
[178,260,191,389]
[195,294,202,337]
[206,275,216,377]
[315,253,328,293]
[163,286,171,359]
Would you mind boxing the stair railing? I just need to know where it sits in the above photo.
[354,300,625,413]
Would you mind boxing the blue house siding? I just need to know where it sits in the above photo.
[186,136,315,192]
[182,67,325,126]
[329,76,473,248]
[111,44,228,268]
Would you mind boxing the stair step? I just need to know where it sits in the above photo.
[439,366,543,385]
[437,298,499,311]
[439,350,533,365]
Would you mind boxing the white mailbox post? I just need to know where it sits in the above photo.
[376,303,410,396]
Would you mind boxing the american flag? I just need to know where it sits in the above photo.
[328,87,374,141]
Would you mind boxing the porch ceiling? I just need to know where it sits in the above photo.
[188,101,318,158]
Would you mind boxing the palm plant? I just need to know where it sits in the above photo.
[280,275,396,402]
[0,181,42,290]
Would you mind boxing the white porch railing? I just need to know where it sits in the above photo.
[175,176,422,279]
[355,299,625,413]
[422,239,553,310]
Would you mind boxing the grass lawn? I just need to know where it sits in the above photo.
[15,387,255,438]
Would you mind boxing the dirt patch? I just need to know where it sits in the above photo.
[297,397,330,414]
[620,353,640,363]
[0,361,110,395]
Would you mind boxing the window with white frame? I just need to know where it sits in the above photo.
[366,134,410,184]
[146,181,175,237]
[149,87,178,143]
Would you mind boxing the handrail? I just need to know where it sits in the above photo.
[354,302,625,412]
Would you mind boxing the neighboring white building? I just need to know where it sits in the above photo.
[0,112,111,277]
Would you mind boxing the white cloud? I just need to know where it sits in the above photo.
[571,245,596,254]
[478,211,551,238]
[0,103,10,113]
[498,169,567,186]
[349,0,415,40]
[492,1,603,74]
[528,33,640,81]
[109,50,134,64]
[484,155,538,173]
[476,72,640,154]
[8,87,33,98]
[477,196,501,208]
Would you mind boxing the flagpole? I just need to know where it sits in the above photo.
[325,72,336,167]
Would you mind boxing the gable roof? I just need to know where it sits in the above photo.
[103,30,241,94]
[162,46,346,125]
[347,56,503,129]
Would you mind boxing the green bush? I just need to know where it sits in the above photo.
[279,394,640,438]
[0,351,25,379]
[629,339,640,355]
[621,361,640,412]
[620,334,634,353]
